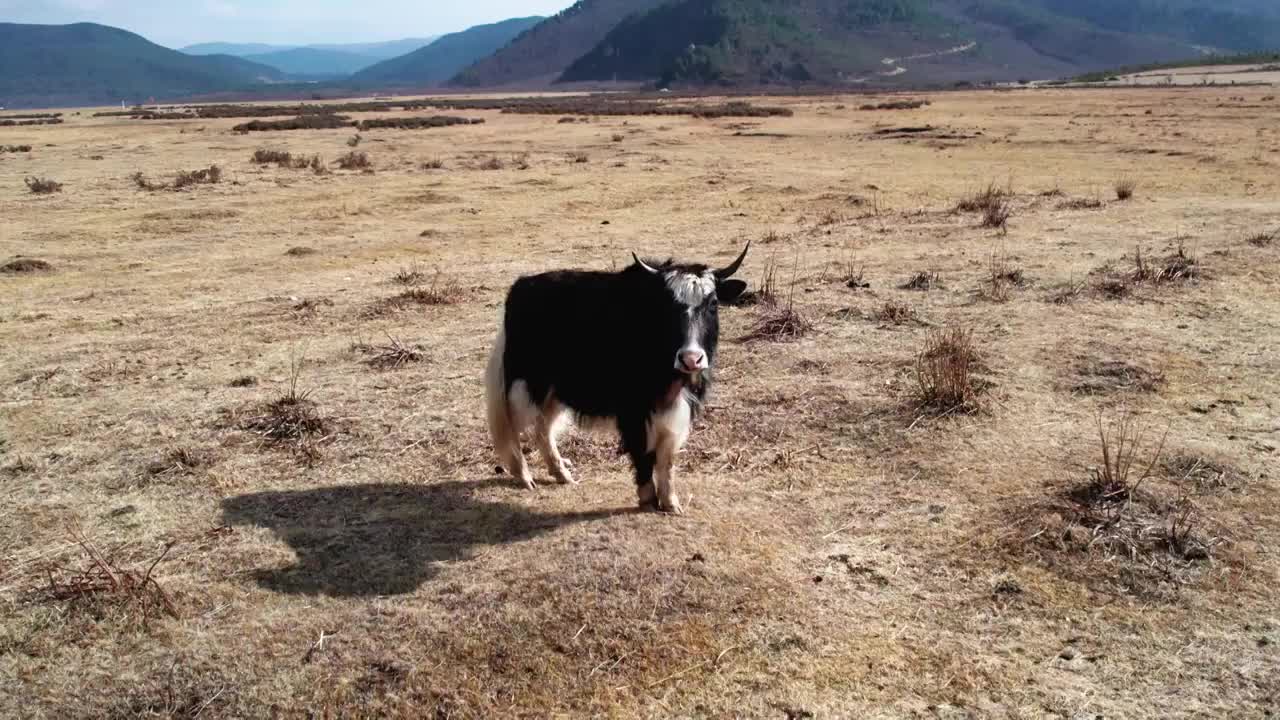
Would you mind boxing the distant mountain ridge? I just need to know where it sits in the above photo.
[451,0,671,87]
[0,22,285,108]
[182,37,440,77]
[458,0,1280,88]
[352,17,544,86]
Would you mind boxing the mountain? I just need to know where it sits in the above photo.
[451,0,670,87]
[352,17,544,87]
[461,0,1280,88]
[0,22,286,108]
[242,47,378,78]
[307,38,439,60]
[182,42,291,56]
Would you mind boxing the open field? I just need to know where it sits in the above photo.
[2,88,1279,718]
[1092,62,1280,87]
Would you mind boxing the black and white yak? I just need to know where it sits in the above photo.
[486,245,750,514]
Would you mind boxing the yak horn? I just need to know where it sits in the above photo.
[632,253,660,274]
[714,242,751,279]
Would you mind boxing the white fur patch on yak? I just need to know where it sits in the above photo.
[665,271,716,308]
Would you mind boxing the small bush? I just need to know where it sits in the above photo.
[982,251,1025,301]
[1132,243,1199,284]
[568,152,589,164]
[956,183,1008,213]
[391,262,427,286]
[859,99,930,110]
[336,151,370,170]
[478,156,505,171]
[241,355,327,443]
[1,257,53,274]
[285,246,317,257]
[131,171,165,191]
[611,134,625,142]
[358,116,482,131]
[1246,231,1274,247]
[914,326,982,414]
[1114,178,1137,201]
[422,158,446,170]
[877,300,916,325]
[1057,197,1104,211]
[982,197,1011,229]
[172,165,221,189]
[38,531,178,627]
[233,114,353,132]
[352,335,426,369]
[24,177,62,194]
[252,148,293,165]
[1,144,33,153]
[901,271,941,291]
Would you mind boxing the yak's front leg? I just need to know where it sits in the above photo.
[652,398,692,515]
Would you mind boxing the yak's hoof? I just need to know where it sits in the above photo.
[637,482,657,509]
[658,494,684,515]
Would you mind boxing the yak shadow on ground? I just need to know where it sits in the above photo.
[220,478,622,597]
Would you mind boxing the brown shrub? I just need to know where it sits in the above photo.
[1246,231,1274,247]
[357,116,482,131]
[252,148,293,165]
[1057,197,1105,210]
[568,152,589,164]
[422,158,446,170]
[24,176,62,194]
[37,531,178,628]
[1132,243,1199,284]
[478,156,505,171]
[352,336,427,369]
[1114,178,1137,201]
[982,197,1011,229]
[232,114,353,132]
[877,300,916,325]
[1,257,53,274]
[241,356,327,443]
[982,251,1026,301]
[1,144,33,153]
[859,99,930,110]
[901,271,941,291]
[336,151,371,170]
[914,326,982,414]
[956,183,1007,213]
[172,165,222,189]
[284,246,317,257]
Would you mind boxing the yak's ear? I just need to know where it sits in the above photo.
[716,279,747,304]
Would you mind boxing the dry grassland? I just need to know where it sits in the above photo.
[2,88,1279,718]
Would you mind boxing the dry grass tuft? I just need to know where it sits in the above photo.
[252,148,292,165]
[1163,453,1249,493]
[24,176,62,194]
[900,270,941,291]
[1048,276,1088,304]
[1073,358,1166,395]
[352,335,427,369]
[336,151,370,170]
[1115,178,1137,201]
[284,246,317,257]
[391,262,428,286]
[568,152,590,164]
[241,355,328,443]
[1131,243,1200,284]
[877,300,917,325]
[1246,230,1274,247]
[1,144,34,153]
[982,196,1011,229]
[914,326,983,415]
[130,171,165,191]
[1025,413,1219,589]
[981,250,1026,301]
[37,530,178,628]
[172,165,222,189]
[478,155,505,171]
[1057,196,1105,211]
[956,182,1008,213]
[1,256,53,274]
[373,270,465,313]
[611,133,625,142]
[422,157,446,170]
[741,259,811,341]
[145,446,213,477]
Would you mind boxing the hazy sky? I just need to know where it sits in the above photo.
[0,0,573,47]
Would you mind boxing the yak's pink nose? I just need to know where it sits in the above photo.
[679,351,708,372]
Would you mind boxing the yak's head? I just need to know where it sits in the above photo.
[628,243,749,378]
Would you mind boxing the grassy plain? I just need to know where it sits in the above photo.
[2,87,1279,718]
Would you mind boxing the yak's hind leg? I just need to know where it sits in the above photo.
[534,398,576,485]
[652,398,693,515]
[486,332,536,489]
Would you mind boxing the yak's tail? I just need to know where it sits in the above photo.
[485,329,532,488]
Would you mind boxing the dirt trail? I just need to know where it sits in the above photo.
[852,40,978,82]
